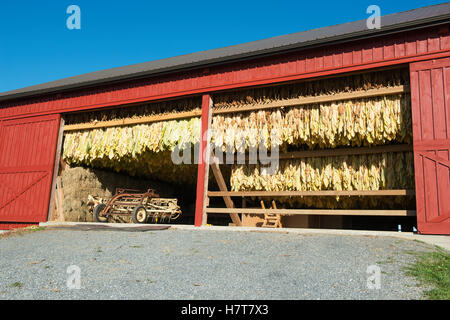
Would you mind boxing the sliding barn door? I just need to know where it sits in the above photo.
[410,57,450,235]
[0,114,60,229]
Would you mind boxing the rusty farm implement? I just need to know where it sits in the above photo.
[91,188,182,224]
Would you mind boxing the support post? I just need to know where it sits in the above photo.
[47,117,64,221]
[194,94,213,226]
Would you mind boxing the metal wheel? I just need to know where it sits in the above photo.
[93,203,108,222]
[132,205,148,224]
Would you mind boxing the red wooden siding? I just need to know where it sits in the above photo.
[410,57,450,235]
[0,114,60,229]
[1,25,449,120]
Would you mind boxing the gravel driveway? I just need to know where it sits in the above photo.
[0,227,434,300]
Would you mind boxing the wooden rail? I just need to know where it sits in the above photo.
[64,109,202,131]
[205,208,417,217]
[229,144,413,162]
[212,85,409,114]
[63,85,409,132]
[207,190,415,197]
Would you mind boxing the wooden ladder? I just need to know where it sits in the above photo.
[261,200,282,228]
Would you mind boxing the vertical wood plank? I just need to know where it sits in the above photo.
[410,70,422,142]
[373,39,384,61]
[362,44,373,63]
[431,68,447,140]
[342,47,353,66]
[323,47,333,69]
[333,50,343,68]
[405,33,417,56]
[47,118,64,221]
[423,156,439,221]
[194,94,212,226]
[444,66,450,139]
[416,33,428,54]
[383,37,395,59]
[418,69,434,141]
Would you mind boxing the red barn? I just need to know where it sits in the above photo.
[0,4,449,234]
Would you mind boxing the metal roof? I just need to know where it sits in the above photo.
[1,2,450,102]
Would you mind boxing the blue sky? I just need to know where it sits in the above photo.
[0,0,447,93]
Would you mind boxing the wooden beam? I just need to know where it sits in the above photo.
[234,144,412,163]
[212,85,409,115]
[205,208,416,216]
[63,86,408,132]
[63,109,202,132]
[280,144,412,159]
[194,95,212,227]
[210,154,242,226]
[47,117,65,221]
[207,189,415,197]
[54,176,65,222]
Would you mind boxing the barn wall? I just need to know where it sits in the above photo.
[1,25,449,120]
[410,57,450,235]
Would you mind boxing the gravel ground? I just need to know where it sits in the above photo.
[0,228,436,300]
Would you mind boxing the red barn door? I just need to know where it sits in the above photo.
[410,57,450,235]
[0,114,60,230]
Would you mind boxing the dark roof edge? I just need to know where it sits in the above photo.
[1,11,449,103]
